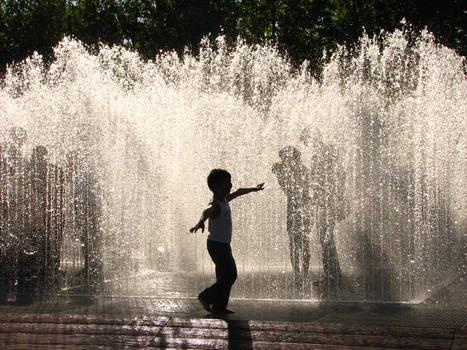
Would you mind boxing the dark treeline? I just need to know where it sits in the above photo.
[1,0,466,75]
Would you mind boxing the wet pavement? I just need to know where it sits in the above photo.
[0,294,466,329]
[0,291,466,349]
[0,275,465,349]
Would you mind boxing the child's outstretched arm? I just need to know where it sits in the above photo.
[227,183,265,202]
[189,202,220,233]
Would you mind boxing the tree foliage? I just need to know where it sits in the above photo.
[0,0,465,75]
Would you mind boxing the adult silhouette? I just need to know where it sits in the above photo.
[301,128,346,297]
[272,146,313,288]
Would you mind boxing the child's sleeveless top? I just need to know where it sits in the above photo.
[208,199,232,244]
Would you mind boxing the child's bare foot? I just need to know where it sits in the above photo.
[198,294,211,313]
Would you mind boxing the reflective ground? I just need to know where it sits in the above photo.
[1,275,465,349]
[1,290,466,328]
[1,298,465,349]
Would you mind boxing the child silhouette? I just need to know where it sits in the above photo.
[189,169,264,314]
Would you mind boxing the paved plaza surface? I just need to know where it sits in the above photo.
[0,275,465,349]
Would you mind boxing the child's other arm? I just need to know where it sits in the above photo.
[227,183,265,202]
[189,202,220,233]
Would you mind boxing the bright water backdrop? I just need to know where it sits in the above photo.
[1,28,465,302]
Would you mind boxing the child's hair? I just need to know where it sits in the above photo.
[207,169,231,191]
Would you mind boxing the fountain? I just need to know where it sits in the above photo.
[0,27,465,303]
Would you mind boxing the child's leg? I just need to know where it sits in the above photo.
[200,240,237,310]
[214,244,237,310]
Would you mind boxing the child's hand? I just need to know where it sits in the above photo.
[189,221,205,233]
[255,183,265,191]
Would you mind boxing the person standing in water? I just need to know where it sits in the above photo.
[272,146,314,289]
[189,169,264,314]
[301,128,346,296]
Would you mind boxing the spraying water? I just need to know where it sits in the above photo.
[0,28,465,302]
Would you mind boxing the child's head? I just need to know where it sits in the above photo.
[207,169,232,195]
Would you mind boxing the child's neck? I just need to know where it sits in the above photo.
[213,193,226,202]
